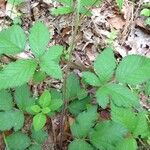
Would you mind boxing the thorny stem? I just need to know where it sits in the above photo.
[59,0,80,149]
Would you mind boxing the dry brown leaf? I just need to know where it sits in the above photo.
[107,15,125,30]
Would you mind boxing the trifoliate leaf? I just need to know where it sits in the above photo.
[33,113,47,131]
[96,83,139,108]
[6,132,31,150]
[116,55,150,85]
[68,96,91,116]
[40,59,62,80]
[0,90,13,111]
[29,22,50,57]
[39,90,51,108]
[0,110,24,131]
[94,47,116,83]
[0,59,37,90]
[68,139,94,150]
[77,89,88,100]
[14,84,35,112]
[31,129,48,144]
[0,25,26,55]
[51,7,73,16]
[89,121,128,150]
[82,71,101,86]
[71,106,98,138]
[116,138,137,150]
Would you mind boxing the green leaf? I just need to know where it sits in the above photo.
[116,138,137,150]
[77,89,88,100]
[6,132,31,150]
[68,139,94,150]
[42,45,63,61]
[33,70,46,84]
[68,96,91,116]
[0,110,24,131]
[33,113,47,131]
[144,80,150,95]
[51,7,73,16]
[141,8,150,17]
[40,59,62,80]
[49,89,63,111]
[94,47,116,83]
[28,144,42,150]
[0,25,26,55]
[14,84,35,112]
[29,22,50,57]
[96,83,139,108]
[89,121,128,150]
[80,0,101,6]
[0,59,37,90]
[0,90,13,111]
[42,107,51,114]
[71,106,98,138]
[39,90,51,108]
[145,18,150,25]
[31,105,41,113]
[7,0,24,5]
[82,71,101,86]
[66,73,81,100]
[116,55,150,85]
[116,0,124,9]
[56,0,73,6]
[111,105,149,138]
[31,129,48,144]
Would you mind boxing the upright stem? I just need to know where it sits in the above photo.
[59,1,80,149]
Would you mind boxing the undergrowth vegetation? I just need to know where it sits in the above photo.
[0,0,149,150]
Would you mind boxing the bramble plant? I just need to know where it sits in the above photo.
[0,0,150,150]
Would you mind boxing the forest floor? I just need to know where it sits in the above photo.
[0,0,150,149]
